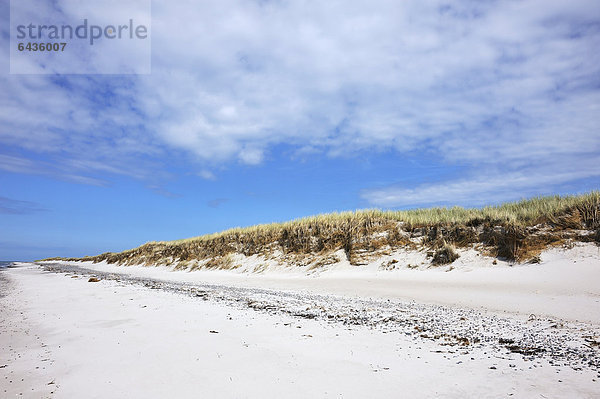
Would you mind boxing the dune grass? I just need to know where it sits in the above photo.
[45,191,599,265]
[160,191,599,246]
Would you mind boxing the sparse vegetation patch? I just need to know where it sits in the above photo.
[432,244,460,266]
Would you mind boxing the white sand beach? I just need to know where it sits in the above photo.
[1,244,600,398]
[56,243,600,323]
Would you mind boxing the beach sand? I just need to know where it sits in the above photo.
[56,243,600,323]
[1,245,600,398]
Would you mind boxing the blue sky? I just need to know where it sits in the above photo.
[1,0,599,261]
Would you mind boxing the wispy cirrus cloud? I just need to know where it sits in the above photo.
[207,198,229,209]
[0,154,109,186]
[0,196,47,215]
[363,158,600,208]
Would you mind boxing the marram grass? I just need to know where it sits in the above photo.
[158,191,600,246]
[45,191,599,265]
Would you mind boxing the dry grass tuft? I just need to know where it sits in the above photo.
[431,244,460,266]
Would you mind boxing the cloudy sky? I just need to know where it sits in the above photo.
[1,0,599,260]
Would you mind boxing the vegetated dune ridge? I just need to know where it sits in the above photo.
[45,192,600,272]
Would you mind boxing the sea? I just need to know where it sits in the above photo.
[0,261,18,269]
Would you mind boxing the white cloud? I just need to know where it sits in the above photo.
[363,159,600,207]
[197,170,216,181]
[238,147,264,165]
[0,0,598,199]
